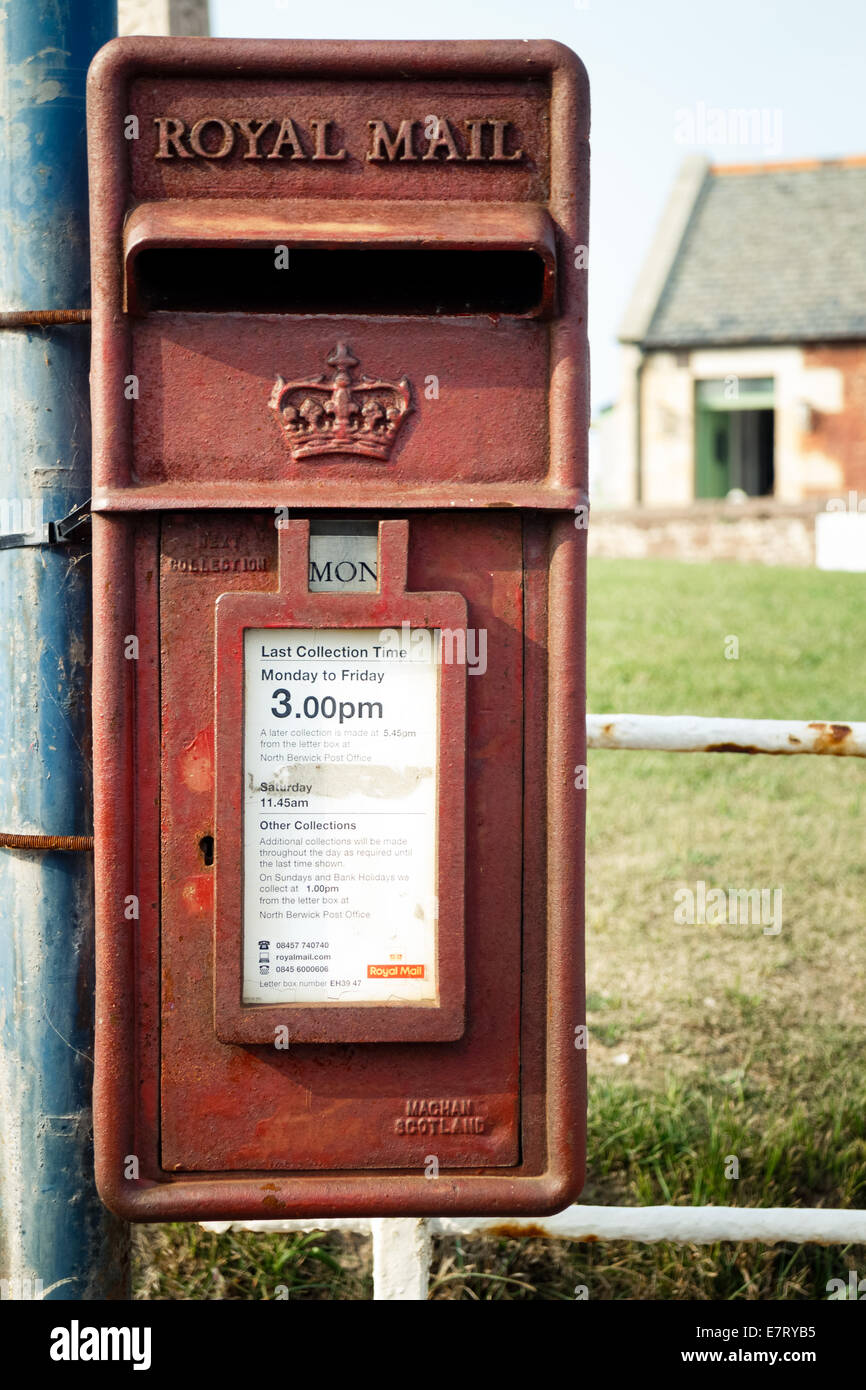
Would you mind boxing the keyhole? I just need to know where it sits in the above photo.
[199,834,214,867]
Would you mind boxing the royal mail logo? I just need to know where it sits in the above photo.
[270,342,413,462]
[368,963,425,979]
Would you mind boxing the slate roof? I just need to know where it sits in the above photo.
[643,161,866,348]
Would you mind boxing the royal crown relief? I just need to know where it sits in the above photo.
[153,116,525,163]
[270,344,412,463]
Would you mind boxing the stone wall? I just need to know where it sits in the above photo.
[588,500,819,566]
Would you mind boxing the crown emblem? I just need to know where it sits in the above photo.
[269,342,413,462]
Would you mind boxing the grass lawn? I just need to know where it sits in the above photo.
[135,557,866,1299]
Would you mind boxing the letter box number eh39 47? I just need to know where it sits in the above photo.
[88,38,588,1220]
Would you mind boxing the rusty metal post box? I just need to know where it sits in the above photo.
[88,37,588,1219]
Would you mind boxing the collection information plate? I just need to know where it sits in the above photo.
[242,626,440,1005]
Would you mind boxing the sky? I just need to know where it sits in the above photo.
[214,0,866,411]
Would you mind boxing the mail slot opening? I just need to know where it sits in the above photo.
[129,246,549,316]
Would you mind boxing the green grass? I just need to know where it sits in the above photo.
[589,556,866,719]
[135,557,866,1299]
[134,1227,371,1300]
[579,559,866,1298]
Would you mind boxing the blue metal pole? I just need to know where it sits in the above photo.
[0,0,127,1299]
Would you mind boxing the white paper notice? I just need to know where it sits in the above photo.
[242,627,440,1004]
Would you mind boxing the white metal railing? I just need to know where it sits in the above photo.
[203,1207,866,1299]
[205,713,865,1298]
[587,713,866,756]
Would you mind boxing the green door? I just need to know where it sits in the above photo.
[695,406,731,498]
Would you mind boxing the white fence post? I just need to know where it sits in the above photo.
[371,1218,431,1300]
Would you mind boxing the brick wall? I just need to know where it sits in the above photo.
[801,343,866,496]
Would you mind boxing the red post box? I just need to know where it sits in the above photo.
[88,37,588,1219]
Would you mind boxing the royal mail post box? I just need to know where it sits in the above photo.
[88,37,588,1219]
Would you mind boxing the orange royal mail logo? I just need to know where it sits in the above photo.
[368,964,426,979]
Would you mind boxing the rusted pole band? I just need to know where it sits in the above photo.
[0,309,91,328]
[0,833,94,851]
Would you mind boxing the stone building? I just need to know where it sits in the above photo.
[603,154,866,508]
